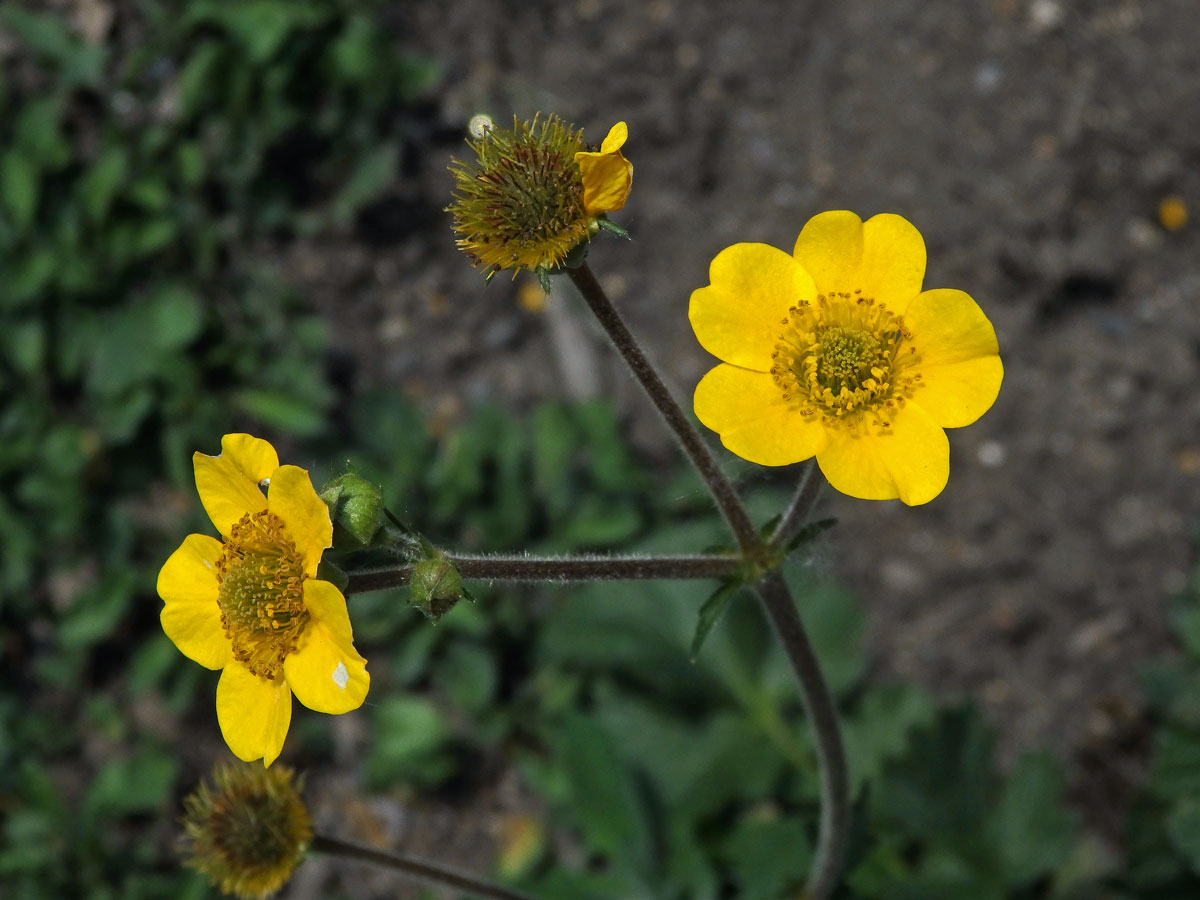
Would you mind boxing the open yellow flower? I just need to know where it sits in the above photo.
[157,434,369,766]
[690,211,1003,505]
[575,121,633,215]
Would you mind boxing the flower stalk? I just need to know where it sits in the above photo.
[311,834,544,900]
[345,551,743,593]
[566,261,850,899]
[566,263,760,554]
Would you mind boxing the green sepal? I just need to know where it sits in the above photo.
[690,581,745,661]
[759,514,782,540]
[785,517,838,552]
[536,265,552,295]
[316,559,350,593]
[319,469,385,547]
[596,216,630,239]
[409,546,471,622]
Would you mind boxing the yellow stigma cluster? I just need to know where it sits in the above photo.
[770,292,919,432]
[447,114,592,277]
[182,761,313,900]
[216,511,309,679]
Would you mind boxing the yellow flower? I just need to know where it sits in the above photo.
[689,211,1002,505]
[182,760,312,899]
[575,121,633,216]
[447,116,631,277]
[158,434,369,766]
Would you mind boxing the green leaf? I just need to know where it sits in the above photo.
[439,643,497,714]
[1,150,39,233]
[187,0,328,65]
[843,682,937,793]
[84,751,177,818]
[720,816,813,900]
[365,696,453,789]
[551,713,653,865]
[3,249,55,307]
[690,581,742,660]
[1168,799,1200,874]
[992,751,1076,884]
[786,516,838,551]
[14,96,71,169]
[0,7,106,85]
[78,145,128,224]
[1150,724,1200,801]
[331,142,398,224]
[234,389,326,436]
[175,42,224,119]
[793,574,866,696]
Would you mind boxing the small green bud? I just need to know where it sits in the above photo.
[410,549,471,621]
[319,472,384,547]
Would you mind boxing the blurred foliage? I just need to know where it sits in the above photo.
[0,1,435,897]
[2,4,1200,900]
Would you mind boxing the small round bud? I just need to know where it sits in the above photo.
[410,550,468,621]
[319,472,385,547]
[181,761,312,899]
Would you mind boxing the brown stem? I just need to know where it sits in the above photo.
[311,834,544,900]
[770,460,824,550]
[565,263,759,553]
[755,572,850,899]
[345,552,742,594]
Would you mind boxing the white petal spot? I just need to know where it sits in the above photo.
[332,661,349,690]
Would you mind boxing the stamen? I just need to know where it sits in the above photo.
[769,289,920,434]
[216,512,309,679]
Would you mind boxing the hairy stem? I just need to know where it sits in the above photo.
[770,459,824,550]
[566,263,759,552]
[346,552,742,594]
[311,835,543,900]
[567,262,849,898]
[755,572,850,899]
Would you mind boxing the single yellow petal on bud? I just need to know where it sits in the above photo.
[575,121,633,215]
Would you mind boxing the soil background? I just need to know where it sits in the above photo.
[289,0,1200,808]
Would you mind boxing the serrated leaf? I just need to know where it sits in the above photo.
[993,751,1077,884]
[691,581,742,660]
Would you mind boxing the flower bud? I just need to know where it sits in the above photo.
[319,471,385,547]
[410,548,469,621]
[447,114,632,280]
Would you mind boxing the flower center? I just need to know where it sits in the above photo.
[216,511,309,680]
[770,291,919,432]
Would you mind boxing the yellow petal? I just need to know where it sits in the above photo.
[793,211,926,312]
[599,121,628,154]
[816,402,949,505]
[694,364,828,466]
[267,465,332,577]
[284,580,369,715]
[158,534,228,670]
[689,243,817,370]
[904,288,1003,427]
[575,122,632,214]
[216,664,292,767]
[193,434,279,537]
